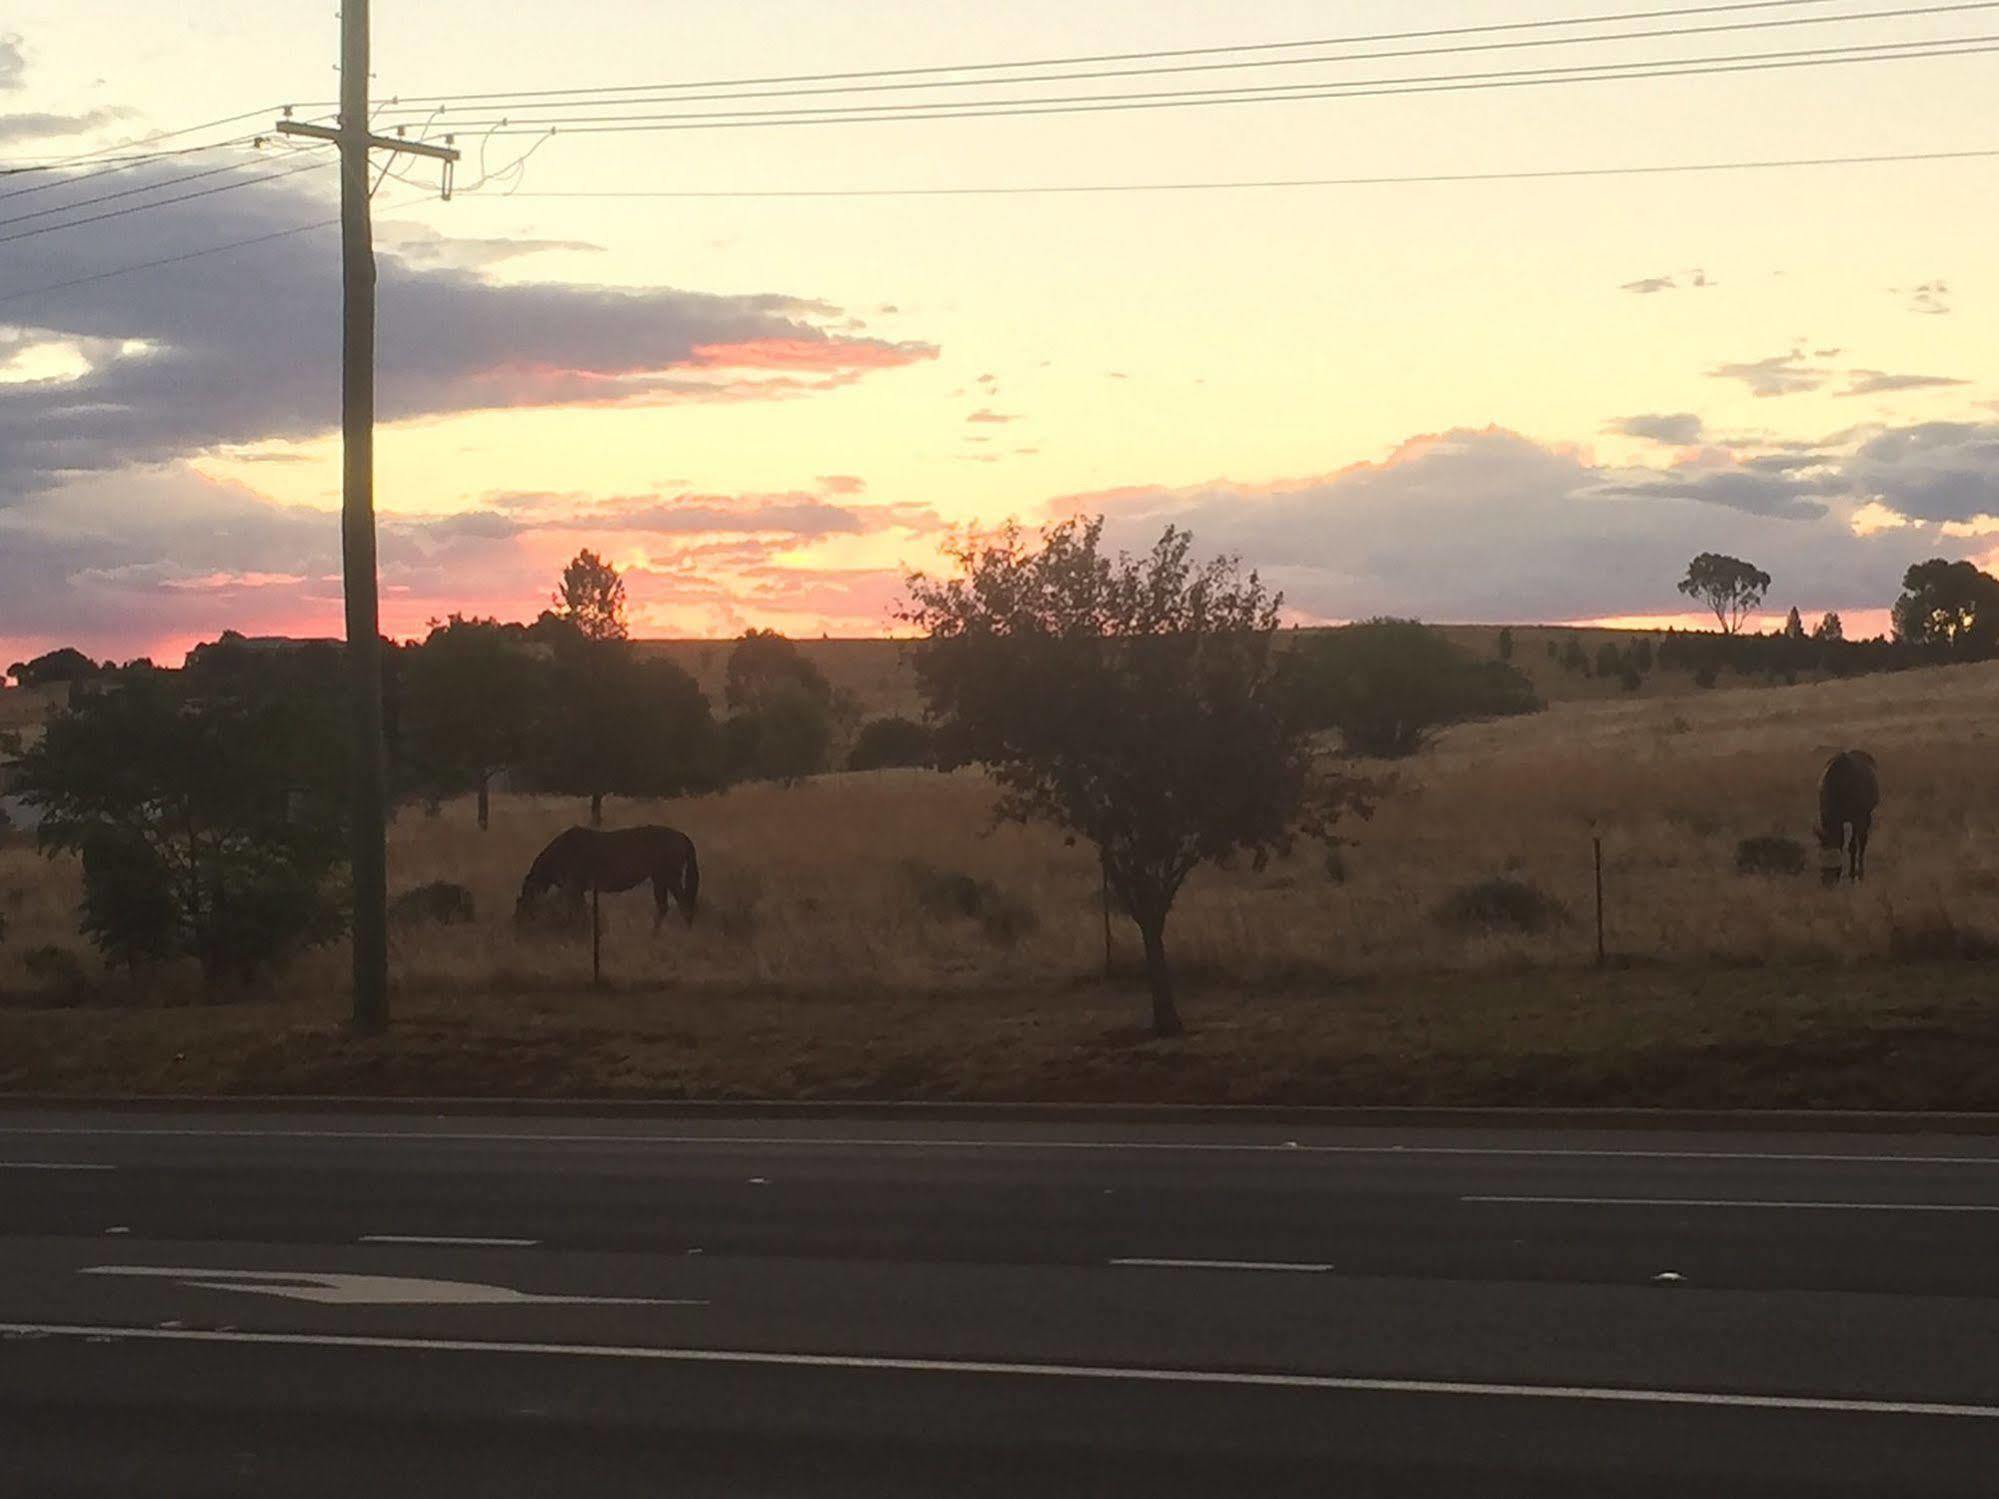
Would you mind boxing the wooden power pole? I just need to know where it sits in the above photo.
[277,3,456,1035]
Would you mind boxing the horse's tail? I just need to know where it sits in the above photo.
[680,838,700,923]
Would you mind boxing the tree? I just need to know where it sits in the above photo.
[724,628,832,712]
[903,519,1367,1038]
[1286,619,1540,759]
[7,647,99,688]
[8,672,349,984]
[1891,558,1999,657]
[1813,611,1845,642]
[721,630,838,784]
[553,549,629,642]
[724,677,833,785]
[1783,606,1806,640]
[401,615,539,829]
[1677,553,1771,635]
[528,641,718,823]
[1495,626,1514,662]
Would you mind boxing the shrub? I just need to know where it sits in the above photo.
[1694,665,1719,689]
[847,716,935,772]
[1434,877,1568,935]
[1323,843,1348,884]
[1287,619,1539,758]
[389,881,476,927]
[724,677,833,785]
[1735,836,1807,877]
[901,859,1037,946]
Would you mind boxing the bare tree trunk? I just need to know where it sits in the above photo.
[476,772,490,832]
[1137,911,1183,1039]
[589,790,604,827]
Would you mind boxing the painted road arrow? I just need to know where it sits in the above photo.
[82,1266,704,1308]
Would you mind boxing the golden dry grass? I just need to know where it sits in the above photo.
[4,657,1998,1104]
[4,657,1997,1001]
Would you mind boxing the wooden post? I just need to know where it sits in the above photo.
[1593,836,1606,968]
[591,884,602,988]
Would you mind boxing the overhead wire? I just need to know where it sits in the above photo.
[368,0,1884,105]
[494,144,1999,199]
[425,34,1999,135]
[0,157,334,246]
[371,0,1999,117]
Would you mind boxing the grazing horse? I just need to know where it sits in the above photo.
[1815,750,1879,884]
[515,825,700,931]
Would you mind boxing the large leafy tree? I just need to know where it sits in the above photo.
[6,647,99,689]
[9,672,349,984]
[904,518,1365,1038]
[1677,553,1771,635]
[529,641,719,824]
[401,615,539,829]
[720,630,836,784]
[553,548,629,643]
[1891,558,1999,657]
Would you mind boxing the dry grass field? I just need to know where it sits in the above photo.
[3,656,1996,1104]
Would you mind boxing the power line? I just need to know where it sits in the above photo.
[0,135,276,191]
[0,216,336,306]
[436,35,1999,135]
[0,157,288,229]
[371,0,1873,105]
[374,1,1999,116]
[0,158,333,246]
[0,106,292,174]
[494,144,1999,199]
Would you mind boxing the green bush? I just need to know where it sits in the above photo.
[389,881,476,927]
[22,943,86,992]
[901,860,1037,946]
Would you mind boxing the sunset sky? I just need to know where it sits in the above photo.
[3,0,1998,666]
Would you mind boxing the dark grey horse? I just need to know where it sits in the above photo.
[1815,750,1879,883]
[516,825,700,931]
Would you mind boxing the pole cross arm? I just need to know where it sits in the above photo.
[275,120,461,162]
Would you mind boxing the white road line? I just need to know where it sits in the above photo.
[6,1126,1999,1168]
[1111,1258,1334,1273]
[0,1162,114,1171]
[1466,1195,1999,1212]
[359,1235,541,1248]
[2,1321,1996,1420]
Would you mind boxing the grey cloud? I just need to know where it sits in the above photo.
[1085,427,1970,623]
[1907,280,1950,316]
[1708,351,1830,398]
[1594,468,1830,520]
[0,106,128,143]
[0,161,935,496]
[373,221,605,269]
[1608,413,1704,445]
[1621,277,1676,294]
[966,408,1018,424]
[1840,370,1969,398]
[1839,422,1999,523]
[0,36,24,90]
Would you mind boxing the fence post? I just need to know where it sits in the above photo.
[591,884,603,988]
[1593,836,1606,968]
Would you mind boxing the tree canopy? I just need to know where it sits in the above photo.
[552,549,629,643]
[903,518,1365,1037]
[401,615,539,828]
[1677,553,1771,635]
[1891,558,1999,657]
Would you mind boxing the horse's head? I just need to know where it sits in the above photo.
[514,873,549,928]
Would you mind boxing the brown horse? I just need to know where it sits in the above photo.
[1815,750,1879,884]
[516,825,700,930]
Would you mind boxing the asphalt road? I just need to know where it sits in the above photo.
[4,1110,1999,1495]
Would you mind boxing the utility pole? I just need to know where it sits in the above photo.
[277,4,456,1035]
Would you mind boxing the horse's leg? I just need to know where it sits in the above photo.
[1855,819,1869,882]
[652,874,670,933]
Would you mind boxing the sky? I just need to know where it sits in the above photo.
[3,0,1998,665]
